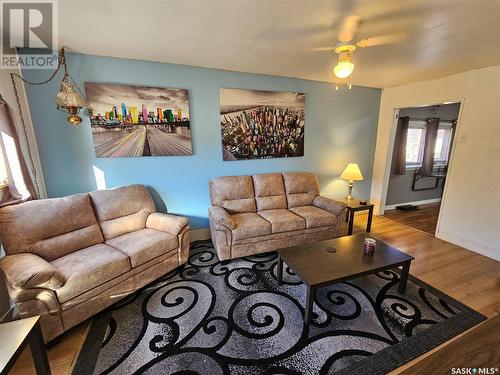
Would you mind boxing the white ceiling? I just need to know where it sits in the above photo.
[60,0,500,88]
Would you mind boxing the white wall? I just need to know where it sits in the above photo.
[371,65,500,260]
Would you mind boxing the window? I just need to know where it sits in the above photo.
[405,121,454,168]
[434,127,453,164]
[405,123,426,166]
[0,99,32,202]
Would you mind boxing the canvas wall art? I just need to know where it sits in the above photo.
[220,88,305,160]
[85,83,192,158]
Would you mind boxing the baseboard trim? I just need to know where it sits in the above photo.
[190,228,211,242]
[436,230,500,261]
[384,198,442,211]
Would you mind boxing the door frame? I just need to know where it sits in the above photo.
[377,97,465,236]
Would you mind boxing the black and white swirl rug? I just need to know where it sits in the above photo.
[73,240,484,375]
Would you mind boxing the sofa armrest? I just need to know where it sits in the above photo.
[0,253,65,290]
[313,196,347,216]
[208,206,235,230]
[146,212,189,236]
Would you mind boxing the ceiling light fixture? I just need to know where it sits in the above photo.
[334,60,355,79]
[333,44,356,90]
[11,46,89,127]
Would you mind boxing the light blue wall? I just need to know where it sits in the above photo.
[22,53,380,228]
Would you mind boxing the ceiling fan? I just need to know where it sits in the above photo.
[315,15,407,86]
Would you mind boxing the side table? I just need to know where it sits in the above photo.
[335,198,374,235]
[0,316,51,375]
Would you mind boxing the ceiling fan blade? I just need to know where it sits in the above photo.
[338,15,361,43]
[356,32,408,48]
[311,46,336,52]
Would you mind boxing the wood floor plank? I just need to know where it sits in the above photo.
[7,214,500,375]
[397,314,500,375]
[383,203,441,235]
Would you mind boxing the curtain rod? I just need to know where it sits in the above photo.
[407,117,456,123]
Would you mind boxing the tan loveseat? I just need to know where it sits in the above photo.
[209,172,347,260]
[0,184,189,342]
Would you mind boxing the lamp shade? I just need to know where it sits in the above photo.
[340,163,364,181]
[55,79,87,126]
[56,80,86,109]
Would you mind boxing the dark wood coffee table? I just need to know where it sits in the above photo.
[0,316,50,375]
[277,234,414,325]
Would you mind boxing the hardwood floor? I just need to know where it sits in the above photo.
[383,203,440,235]
[7,323,87,375]
[399,314,500,375]
[8,214,500,375]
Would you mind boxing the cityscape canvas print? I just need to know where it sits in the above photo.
[85,83,192,158]
[220,88,305,160]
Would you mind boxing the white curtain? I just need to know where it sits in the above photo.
[0,97,36,206]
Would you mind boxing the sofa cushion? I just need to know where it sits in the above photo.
[252,173,287,211]
[231,213,272,240]
[106,228,178,268]
[258,209,305,233]
[51,243,130,303]
[209,176,256,214]
[89,185,157,240]
[289,206,338,229]
[282,172,320,208]
[0,194,103,261]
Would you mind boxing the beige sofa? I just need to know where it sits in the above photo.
[0,184,189,342]
[209,172,347,260]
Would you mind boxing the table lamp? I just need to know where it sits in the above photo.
[340,163,364,200]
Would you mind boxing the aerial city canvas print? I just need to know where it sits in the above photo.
[85,83,192,158]
[220,88,305,160]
